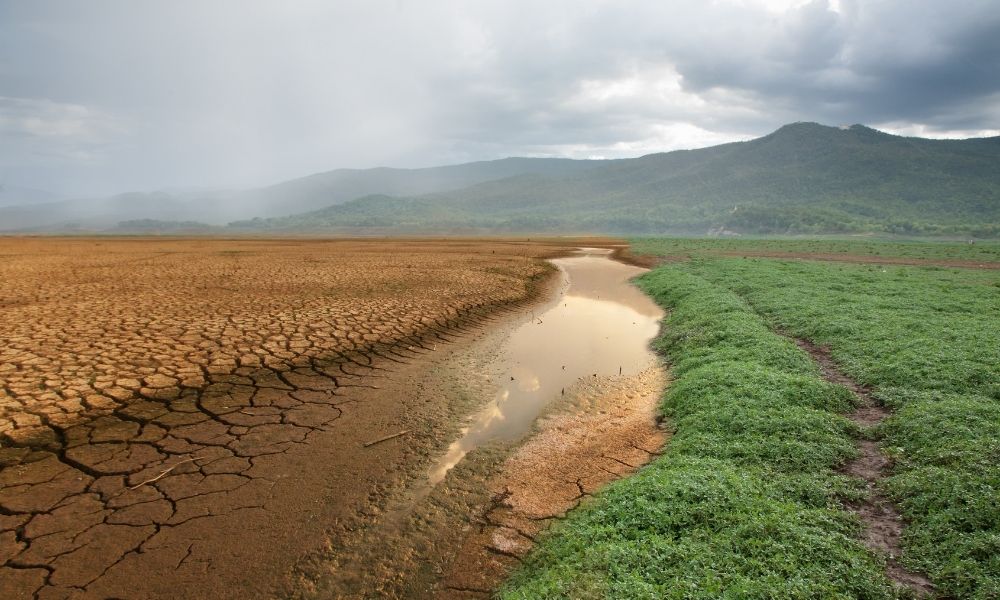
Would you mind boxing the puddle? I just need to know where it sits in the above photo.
[428,247,664,484]
[316,247,668,597]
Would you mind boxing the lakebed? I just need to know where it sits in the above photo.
[294,247,667,598]
[0,238,667,599]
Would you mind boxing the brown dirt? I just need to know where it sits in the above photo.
[288,270,668,599]
[608,245,665,268]
[0,237,593,599]
[438,366,668,598]
[792,338,935,597]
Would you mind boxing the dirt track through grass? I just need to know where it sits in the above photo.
[685,257,1000,598]
[792,337,934,596]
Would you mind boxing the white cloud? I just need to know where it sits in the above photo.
[876,121,1000,140]
[0,96,128,164]
[0,0,997,194]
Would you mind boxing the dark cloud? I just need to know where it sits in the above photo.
[0,0,996,196]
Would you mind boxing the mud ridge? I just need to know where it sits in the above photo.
[792,337,935,597]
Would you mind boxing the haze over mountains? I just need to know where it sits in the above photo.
[3,123,999,236]
[0,158,597,232]
[0,185,64,208]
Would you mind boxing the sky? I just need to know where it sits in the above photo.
[1,0,999,197]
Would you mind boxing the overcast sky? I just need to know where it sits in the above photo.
[2,0,998,196]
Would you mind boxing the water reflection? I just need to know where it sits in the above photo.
[427,248,663,484]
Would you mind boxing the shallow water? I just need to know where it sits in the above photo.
[428,248,664,484]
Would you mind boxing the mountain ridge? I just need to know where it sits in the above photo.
[0,157,607,231]
[4,122,999,236]
[234,122,999,236]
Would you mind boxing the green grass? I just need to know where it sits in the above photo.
[629,237,1000,263]
[502,250,999,598]
[676,258,1000,598]
[499,268,900,599]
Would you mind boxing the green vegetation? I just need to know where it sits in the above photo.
[231,123,1000,237]
[112,219,218,232]
[684,258,1000,597]
[500,267,900,599]
[629,237,1000,263]
[502,249,999,598]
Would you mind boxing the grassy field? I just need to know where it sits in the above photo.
[500,247,999,598]
[629,237,1000,263]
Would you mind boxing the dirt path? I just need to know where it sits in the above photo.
[792,338,935,597]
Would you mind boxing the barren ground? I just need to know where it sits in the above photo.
[291,259,667,598]
[0,237,594,599]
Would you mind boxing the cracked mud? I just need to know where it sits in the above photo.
[295,248,668,599]
[0,237,566,599]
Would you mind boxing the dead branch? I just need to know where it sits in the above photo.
[363,430,410,448]
[128,456,200,490]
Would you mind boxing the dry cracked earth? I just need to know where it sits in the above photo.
[0,237,568,599]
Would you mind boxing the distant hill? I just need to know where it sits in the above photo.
[0,157,604,232]
[0,192,207,232]
[234,123,1000,237]
[110,219,218,233]
[0,184,63,207]
[231,157,607,218]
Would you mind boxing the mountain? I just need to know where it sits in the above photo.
[0,184,63,207]
[233,123,1000,236]
[0,158,604,232]
[0,192,205,232]
[4,123,999,236]
[230,157,607,218]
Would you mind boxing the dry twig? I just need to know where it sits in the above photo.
[128,457,200,490]
[363,430,410,448]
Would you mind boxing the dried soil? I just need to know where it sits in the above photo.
[290,260,667,599]
[0,237,583,599]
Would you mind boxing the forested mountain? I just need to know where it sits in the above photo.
[5,123,998,236]
[234,123,1000,236]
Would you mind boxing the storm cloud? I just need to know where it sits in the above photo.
[1,0,998,196]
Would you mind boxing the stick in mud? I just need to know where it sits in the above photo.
[363,430,411,448]
[128,456,201,490]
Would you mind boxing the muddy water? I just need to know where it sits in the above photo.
[306,247,668,598]
[428,247,663,484]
